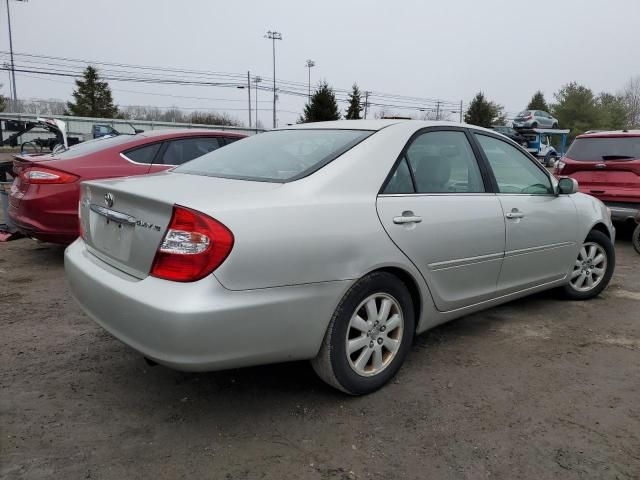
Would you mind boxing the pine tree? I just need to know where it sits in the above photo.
[527,91,550,112]
[66,66,119,118]
[345,83,362,120]
[464,92,499,127]
[300,81,341,123]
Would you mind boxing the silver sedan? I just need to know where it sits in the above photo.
[65,120,615,395]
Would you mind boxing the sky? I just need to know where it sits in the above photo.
[2,0,639,127]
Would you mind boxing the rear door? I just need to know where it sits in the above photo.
[376,127,505,311]
[473,133,577,294]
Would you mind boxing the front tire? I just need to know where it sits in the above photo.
[633,224,640,254]
[311,272,415,395]
[562,230,615,300]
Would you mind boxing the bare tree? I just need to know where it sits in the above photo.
[622,75,640,128]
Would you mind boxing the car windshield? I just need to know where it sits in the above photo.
[51,134,136,159]
[516,110,530,117]
[566,137,640,161]
[175,129,374,182]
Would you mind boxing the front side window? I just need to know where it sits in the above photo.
[475,134,553,194]
[123,142,162,164]
[176,129,373,182]
[159,137,221,165]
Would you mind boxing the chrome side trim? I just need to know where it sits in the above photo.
[89,204,137,226]
[378,193,495,197]
[119,152,177,167]
[428,252,504,271]
[505,241,574,258]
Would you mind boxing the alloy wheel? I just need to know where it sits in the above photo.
[570,242,607,292]
[345,293,404,377]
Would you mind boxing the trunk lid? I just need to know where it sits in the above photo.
[80,171,282,279]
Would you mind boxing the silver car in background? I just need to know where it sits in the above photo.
[513,110,559,129]
[65,120,615,395]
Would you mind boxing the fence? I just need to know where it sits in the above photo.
[0,112,263,146]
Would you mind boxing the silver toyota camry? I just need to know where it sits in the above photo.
[65,120,615,395]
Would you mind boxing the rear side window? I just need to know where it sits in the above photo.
[159,137,221,165]
[566,137,640,161]
[123,143,162,164]
[475,134,553,194]
[176,129,373,182]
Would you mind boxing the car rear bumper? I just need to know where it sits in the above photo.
[64,239,351,371]
[604,203,639,223]
[8,183,79,244]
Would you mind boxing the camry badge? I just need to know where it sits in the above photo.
[104,193,114,208]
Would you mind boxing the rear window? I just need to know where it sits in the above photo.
[51,134,136,159]
[175,129,373,182]
[566,137,640,161]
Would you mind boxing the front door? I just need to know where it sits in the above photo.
[473,133,577,294]
[376,128,505,312]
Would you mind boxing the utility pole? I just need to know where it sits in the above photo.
[363,91,369,119]
[459,100,463,123]
[5,0,25,110]
[305,59,315,99]
[254,76,262,131]
[265,30,282,128]
[435,100,441,121]
[247,71,252,128]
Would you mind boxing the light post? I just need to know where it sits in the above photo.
[264,30,282,128]
[254,76,262,130]
[4,0,27,109]
[305,59,315,99]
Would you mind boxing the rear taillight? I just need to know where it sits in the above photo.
[150,205,234,282]
[527,115,533,120]
[20,167,78,184]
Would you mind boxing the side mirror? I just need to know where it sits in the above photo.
[557,177,578,195]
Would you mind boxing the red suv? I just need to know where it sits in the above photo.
[9,129,245,244]
[555,130,640,224]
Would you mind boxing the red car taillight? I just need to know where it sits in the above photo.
[150,205,234,282]
[20,166,78,184]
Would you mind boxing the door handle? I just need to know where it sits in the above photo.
[505,210,524,219]
[393,211,422,224]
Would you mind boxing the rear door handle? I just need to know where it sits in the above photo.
[505,209,525,219]
[393,211,422,224]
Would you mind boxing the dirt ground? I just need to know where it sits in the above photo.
[1,227,639,479]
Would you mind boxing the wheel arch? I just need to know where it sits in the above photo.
[366,266,423,332]
[589,221,612,240]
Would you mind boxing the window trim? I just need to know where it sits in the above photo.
[378,126,495,196]
[470,131,557,196]
[120,140,165,165]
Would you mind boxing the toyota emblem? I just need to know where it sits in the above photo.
[104,193,114,208]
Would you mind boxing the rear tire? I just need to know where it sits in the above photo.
[531,122,538,128]
[562,230,615,300]
[633,224,640,255]
[552,123,559,129]
[311,272,415,395]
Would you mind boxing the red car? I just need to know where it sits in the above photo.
[555,130,640,225]
[8,129,245,244]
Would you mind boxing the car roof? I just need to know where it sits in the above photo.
[577,130,640,139]
[137,128,246,139]
[279,119,489,132]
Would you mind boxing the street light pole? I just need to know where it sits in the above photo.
[254,76,262,131]
[4,0,22,109]
[247,71,252,128]
[305,59,315,99]
[265,30,282,129]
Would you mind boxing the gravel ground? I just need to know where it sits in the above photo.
[1,228,639,479]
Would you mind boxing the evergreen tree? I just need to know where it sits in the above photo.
[345,83,362,120]
[527,90,549,112]
[300,81,341,123]
[464,92,502,127]
[0,84,6,112]
[551,82,599,138]
[597,93,628,130]
[66,66,119,118]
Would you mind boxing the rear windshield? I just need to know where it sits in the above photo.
[566,137,640,161]
[51,134,136,159]
[175,129,374,182]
